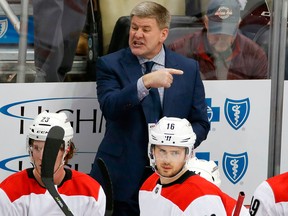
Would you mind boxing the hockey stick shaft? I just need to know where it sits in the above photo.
[41,126,74,216]
[97,158,113,216]
[233,191,245,216]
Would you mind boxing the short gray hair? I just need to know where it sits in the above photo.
[130,1,171,29]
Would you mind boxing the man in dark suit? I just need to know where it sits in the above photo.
[90,2,210,216]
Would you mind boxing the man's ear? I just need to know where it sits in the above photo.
[203,15,209,30]
[66,145,70,153]
[161,28,169,43]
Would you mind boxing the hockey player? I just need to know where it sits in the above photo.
[0,111,106,215]
[249,172,288,215]
[139,116,249,215]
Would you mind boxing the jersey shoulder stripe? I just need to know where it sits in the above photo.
[267,172,288,203]
[0,169,46,202]
[140,172,236,213]
[58,170,102,200]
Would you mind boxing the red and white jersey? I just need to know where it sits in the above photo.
[0,168,106,216]
[139,171,249,216]
[249,172,288,216]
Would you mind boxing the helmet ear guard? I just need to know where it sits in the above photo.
[148,143,155,167]
[27,138,33,156]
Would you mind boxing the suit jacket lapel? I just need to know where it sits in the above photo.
[119,49,153,123]
[163,48,179,114]
[120,48,143,83]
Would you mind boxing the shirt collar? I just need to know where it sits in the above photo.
[138,45,165,67]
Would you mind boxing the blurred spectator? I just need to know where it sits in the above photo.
[33,0,88,82]
[239,0,270,39]
[168,0,268,80]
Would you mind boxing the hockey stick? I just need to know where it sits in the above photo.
[97,158,113,216]
[41,126,74,216]
[233,191,245,216]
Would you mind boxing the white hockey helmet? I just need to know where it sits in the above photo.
[28,111,74,151]
[148,117,196,168]
[187,156,221,187]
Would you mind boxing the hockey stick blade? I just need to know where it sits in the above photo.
[97,158,113,216]
[41,126,74,216]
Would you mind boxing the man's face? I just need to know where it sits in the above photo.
[31,140,64,175]
[129,16,168,59]
[207,33,234,53]
[154,145,186,178]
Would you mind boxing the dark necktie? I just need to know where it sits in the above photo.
[144,61,162,123]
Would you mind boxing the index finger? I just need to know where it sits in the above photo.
[166,69,184,75]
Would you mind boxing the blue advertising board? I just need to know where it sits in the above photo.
[0,16,34,44]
